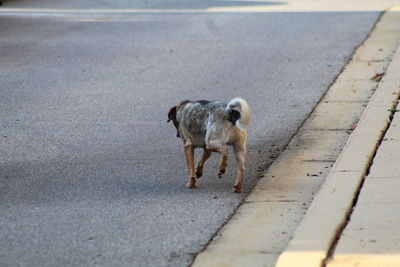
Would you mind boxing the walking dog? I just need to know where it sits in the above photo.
[167,98,250,193]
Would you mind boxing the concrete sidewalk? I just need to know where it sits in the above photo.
[277,7,400,267]
[326,45,400,266]
[328,93,400,266]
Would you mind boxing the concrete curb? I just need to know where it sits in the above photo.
[328,112,400,267]
[192,7,400,267]
[276,7,400,267]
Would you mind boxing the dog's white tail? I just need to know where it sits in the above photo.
[227,97,250,131]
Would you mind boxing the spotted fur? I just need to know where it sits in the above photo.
[167,98,250,193]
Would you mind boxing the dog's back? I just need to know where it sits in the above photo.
[178,101,227,147]
[176,98,250,149]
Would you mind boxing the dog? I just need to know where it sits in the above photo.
[167,98,250,193]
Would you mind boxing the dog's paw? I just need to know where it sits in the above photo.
[187,177,197,188]
[217,169,225,178]
[233,184,242,193]
[195,169,203,178]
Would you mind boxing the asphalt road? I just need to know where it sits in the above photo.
[0,1,384,266]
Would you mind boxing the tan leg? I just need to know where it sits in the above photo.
[196,149,212,178]
[218,150,228,179]
[184,145,197,188]
[233,142,247,193]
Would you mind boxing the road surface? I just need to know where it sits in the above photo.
[1,0,396,266]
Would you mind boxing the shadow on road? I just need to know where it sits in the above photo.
[0,0,287,11]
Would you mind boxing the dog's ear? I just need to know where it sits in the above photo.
[167,106,181,138]
[167,106,177,122]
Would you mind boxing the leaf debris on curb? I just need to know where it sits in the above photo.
[371,72,385,82]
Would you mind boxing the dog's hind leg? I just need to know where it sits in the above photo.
[184,145,197,188]
[196,149,212,178]
[206,141,228,179]
[233,142,247,193]
[218,149,228,179]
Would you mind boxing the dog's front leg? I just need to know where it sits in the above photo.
[233,143,247,193]
[184,145,197,188]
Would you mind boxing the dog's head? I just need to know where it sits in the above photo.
[167,106,180,138]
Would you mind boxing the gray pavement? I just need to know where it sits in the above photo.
[0,1,387,266]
